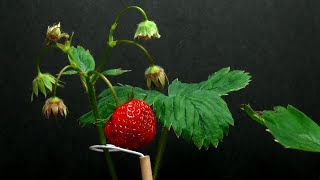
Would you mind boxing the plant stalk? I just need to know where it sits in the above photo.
[96,44,112,73]
[109,6,148,43]
[96,6,148,73]
[114,6,148,24]
[90,71,120,106]
[35,45,58,74]
[52,65,73,96]
[86,79,118,180]
[116,40,155,66]
[153,127,169,180]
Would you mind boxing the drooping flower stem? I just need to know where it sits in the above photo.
[109,6,148,43]
[96,6,148,72]
[116,40,155,66]
[153,127,169,180]
[35,45,58,74]
[86,78,118,180]
[89,71,120,106]
[96,43,112,73]
[114,6,148,24]
[52,65,73,97]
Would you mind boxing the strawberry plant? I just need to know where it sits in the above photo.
[31,5,320,180]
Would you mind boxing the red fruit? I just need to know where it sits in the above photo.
[105,99,156,149]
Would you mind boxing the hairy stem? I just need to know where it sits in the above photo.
[153,127,169,180]
[86,79,118,180]
[116,40,155,66]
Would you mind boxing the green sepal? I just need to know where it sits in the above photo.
[38,79,46,97]
[42,77,53,91]
[32,80,39,97]
[134,20,160,39]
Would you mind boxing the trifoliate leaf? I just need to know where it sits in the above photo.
[242,104,320,152]
[68,46,95,73]
[154,80,234,149]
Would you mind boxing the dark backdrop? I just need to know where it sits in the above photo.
[1,0,320,179]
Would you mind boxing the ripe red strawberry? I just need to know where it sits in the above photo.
[104,99,156,149]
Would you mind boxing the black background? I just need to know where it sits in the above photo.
[1,0,320,179]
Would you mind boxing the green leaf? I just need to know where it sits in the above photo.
[156,67,250,149]
[68,46,95,73]
[168,79,200,96]
[154,80,234,150]
[167,67,251,97]
[242,104,320,152]
[200,67,251,96]
[102,68,132,76]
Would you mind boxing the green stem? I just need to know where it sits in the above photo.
[66,48,77,64]
[96,44,112,73]
[96,6,148,72]
[52,65,73,96]
[153,127,169,180]
[109,6,148,42]
[86,79,118,180]
[114,6,148,24]
[35,45,58,74]
[89,71,120,106]
[116,40,155,66]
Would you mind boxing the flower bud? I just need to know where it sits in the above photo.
[32,73,60,101]
[134,20,160,40]
[46,22,69,43]
[145,65,168,89]
[42,96,68,119]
